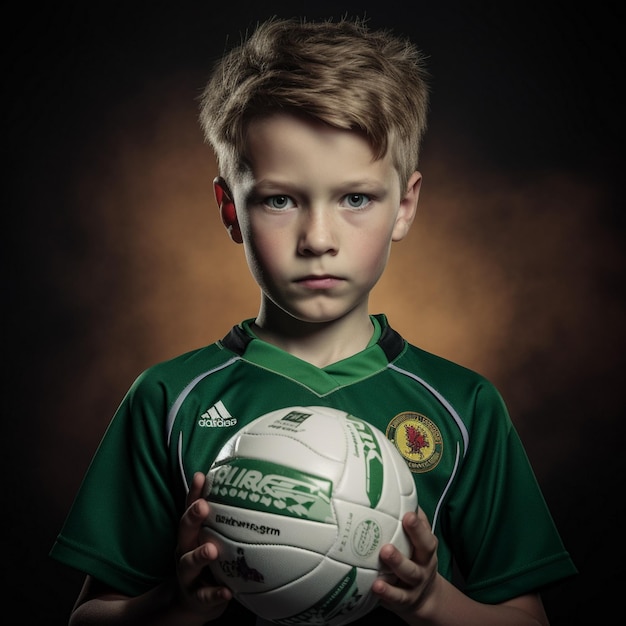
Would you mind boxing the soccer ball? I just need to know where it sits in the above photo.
[201,405,417,626]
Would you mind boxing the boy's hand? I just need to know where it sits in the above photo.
[174,472,233,619]
[372,507,439,619]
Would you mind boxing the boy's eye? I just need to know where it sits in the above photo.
[265,195,295,210]
[342,193,371,209]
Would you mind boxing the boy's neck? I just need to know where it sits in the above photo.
[251,308,375,368]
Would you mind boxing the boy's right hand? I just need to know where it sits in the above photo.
[68,473,232,626]
[174,471,233,620]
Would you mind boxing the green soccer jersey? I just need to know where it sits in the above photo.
[50,315,576,621]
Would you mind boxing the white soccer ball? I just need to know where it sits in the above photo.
[201,405,417,626]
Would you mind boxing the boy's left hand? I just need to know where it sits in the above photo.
[371,507,439,616]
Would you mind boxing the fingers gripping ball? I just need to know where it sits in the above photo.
[201,406,417,626]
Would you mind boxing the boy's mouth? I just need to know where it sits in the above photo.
[296,274,343,289]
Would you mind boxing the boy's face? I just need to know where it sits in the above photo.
[217,113,420,327]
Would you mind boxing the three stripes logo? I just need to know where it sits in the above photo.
[198,400,237,427]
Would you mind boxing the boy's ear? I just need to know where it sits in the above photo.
[392,171,422,242]
[214,177,243,243]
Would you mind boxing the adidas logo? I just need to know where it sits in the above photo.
[198,400,238,428]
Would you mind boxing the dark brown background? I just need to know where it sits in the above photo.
[5,1,624,623]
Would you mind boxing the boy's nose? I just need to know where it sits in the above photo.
[297,208,338,256]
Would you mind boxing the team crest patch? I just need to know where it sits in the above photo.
[386,412,443,473]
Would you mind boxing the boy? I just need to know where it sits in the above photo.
[50,17,577,625]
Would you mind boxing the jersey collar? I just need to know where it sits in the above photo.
[219,314,405,393]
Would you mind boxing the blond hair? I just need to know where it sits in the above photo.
[199,17,430,191]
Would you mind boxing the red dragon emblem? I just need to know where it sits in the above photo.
[405,423,430,458]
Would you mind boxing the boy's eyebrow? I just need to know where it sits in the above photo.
[251,177,389,193]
